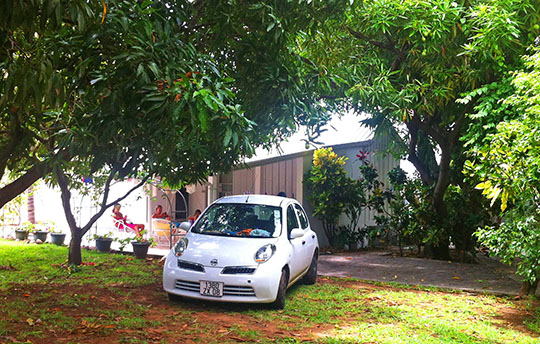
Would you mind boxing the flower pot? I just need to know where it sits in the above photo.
[132,242,151,259]
[15,230,28,240]
[33,231,48,242]
[50,233,66,246]
[95,238,113,252]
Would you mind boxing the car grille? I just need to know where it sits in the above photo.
[177,260,205,272]
[175,280,200,293]
[221,266,256,275]
[223,285,255,296]
[174,280,256,297]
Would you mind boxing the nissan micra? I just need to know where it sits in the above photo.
[163,195,318,309]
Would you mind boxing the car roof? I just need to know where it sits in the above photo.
[214,194,295,207]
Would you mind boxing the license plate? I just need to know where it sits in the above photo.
[200,280,224,297]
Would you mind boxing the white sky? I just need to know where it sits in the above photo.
[250,111,417,176]
[250,111,371,161]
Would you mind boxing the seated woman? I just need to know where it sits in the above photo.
[188,209,202,224]
[152,205,170,220]
[112,204,144,237]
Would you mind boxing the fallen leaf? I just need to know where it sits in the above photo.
[26,318,34,326]
[452,276,461,280]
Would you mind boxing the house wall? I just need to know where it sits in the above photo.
[180,138,397,248]
[188,183,208,217]
[223,157,304,201]
[259,157,303,201]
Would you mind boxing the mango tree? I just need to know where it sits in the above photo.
[299,0,540,258]
[2,0,345,264]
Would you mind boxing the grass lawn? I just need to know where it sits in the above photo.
[0,239,538,343]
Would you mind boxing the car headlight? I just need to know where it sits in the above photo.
[174,238,188,256]
[254,244,276,263]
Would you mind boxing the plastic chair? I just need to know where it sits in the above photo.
[113,217,137,239]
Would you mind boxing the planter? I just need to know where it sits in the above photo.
[95,238,113,252]
[50,233,67,246]
[132,241,151,259]
[32,231,48,242]
[15,230,28,240]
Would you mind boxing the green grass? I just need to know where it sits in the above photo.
[0,239,159,289]
[0,239,538,344]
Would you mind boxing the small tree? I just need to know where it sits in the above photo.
[465,47,540,296]
[305,148,355,246]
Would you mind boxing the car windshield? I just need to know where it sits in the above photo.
[191,203,282,238]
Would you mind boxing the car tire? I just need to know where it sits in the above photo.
[302,253,318,285]
[271,269,288,310]
[168,293,183,302]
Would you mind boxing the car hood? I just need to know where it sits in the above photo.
[179,233,278,267]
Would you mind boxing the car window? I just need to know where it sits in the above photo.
[191,203,282,238]
[294,204,309,230]
[286,205,299,237]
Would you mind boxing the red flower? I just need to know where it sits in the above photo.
[356,150,369,161]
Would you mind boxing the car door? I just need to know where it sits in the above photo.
[294,203,315,269]
[286,203,305,280]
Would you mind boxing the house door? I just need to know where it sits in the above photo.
[175,188,189,221]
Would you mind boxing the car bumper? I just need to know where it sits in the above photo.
[163,253,282,303]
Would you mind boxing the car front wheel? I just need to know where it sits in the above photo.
[271,269,288,310]
[302,253,318,285]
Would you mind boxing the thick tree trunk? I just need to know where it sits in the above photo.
[430,144,452,261]
[0,163,47,209]
[519,280,539,297]
[68,230,83,265]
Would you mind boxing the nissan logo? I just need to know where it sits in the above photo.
[210,259,218,266]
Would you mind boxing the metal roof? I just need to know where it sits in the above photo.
[243,139,374,168]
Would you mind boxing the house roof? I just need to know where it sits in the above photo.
[243,139,374,168]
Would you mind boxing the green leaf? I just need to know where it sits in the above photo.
[198,106,208,132]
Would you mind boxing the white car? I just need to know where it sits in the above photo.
[162,195,318,309]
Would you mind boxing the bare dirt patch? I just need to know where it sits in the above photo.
[1,277,538,343]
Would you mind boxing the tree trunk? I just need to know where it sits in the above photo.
[27,186,35,224]
[519,280,539,297]
[68,230,83,265]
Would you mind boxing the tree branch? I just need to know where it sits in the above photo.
[449,96,478,144]
[81,172,154,236]
[406,121,434,185]
[0,163,49,209]
[55,168,78,231]
[345,25,398,53]
[409,114,447,147]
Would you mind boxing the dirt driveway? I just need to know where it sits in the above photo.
[318,250,526,296]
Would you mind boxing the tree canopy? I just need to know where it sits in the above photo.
[0,0,346,208]
[298,0,540,258]
[1,0,347,264]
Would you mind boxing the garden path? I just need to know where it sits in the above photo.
[318,250,527,296]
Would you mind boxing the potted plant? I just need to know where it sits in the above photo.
[93,232,114,252]
[31,222,49,243]
[131,230,155,259]
[47,222,66,246]
[14,223,31,240]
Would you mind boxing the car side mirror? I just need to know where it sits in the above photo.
[179,221,192,231]
[289,228,304,239]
